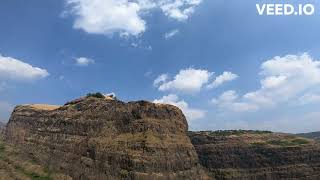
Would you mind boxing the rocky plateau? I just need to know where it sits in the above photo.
[1,95,320,180]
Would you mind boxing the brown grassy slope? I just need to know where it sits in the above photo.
[0,138,71,180]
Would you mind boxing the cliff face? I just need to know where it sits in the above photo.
[5,97,207,180]
[189,131,320,180]
[5,95,320,180]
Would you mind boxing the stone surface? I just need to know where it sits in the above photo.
[5,97,208,180]
[189,131,320,180]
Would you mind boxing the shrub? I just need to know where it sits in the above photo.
[209,130,272,136]
[267,138,309,147]
[86,92,104,98]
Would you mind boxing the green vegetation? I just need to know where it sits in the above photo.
[267,138,309,147]
[296,131,320,142]
[251,138,310,147]
[208,130,272,136]
[119,169,129,178]
[210,169,237,179]
[86,92,104,98]
[0,142,5,152]
[15,165,52,180]
[251,142,267,146]
[0,139,53,180]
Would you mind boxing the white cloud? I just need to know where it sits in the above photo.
[159,0,202,21]
[211,90,258,112]
[154,94,205,121]
[66,0,147,36]
[297,93,320,105]
[155,68,213,93]
[0,54,49,81]
[164,29,179,39]
[65,0,203,37]
[75,57,95,66]
[207,71,238,89]
[104,92,116,98]
[212,53,320,112]
[153,74,169,86]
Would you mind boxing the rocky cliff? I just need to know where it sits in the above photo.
[189,130,320,180]
[4,96,207,180]
[4,95,320,180]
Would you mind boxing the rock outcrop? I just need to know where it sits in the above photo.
[4,96,207,180]
[189,131,320,180]
[4,95,320,180]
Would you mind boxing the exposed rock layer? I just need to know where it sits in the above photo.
[189,131,320,180]
[5,96,320,180]
[5,97,207,180]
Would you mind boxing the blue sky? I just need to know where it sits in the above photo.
[1,0,320,133]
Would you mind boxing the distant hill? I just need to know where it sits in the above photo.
[296,131,320,142]
[189,130,320,179]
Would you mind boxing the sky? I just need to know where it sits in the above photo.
[1,0,320,133]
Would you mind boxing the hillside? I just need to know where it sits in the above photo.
[0,138,71,180]
[189,130,320,179]
[296,131,320,142]
[2,95,320,179]
[4,95,208,179]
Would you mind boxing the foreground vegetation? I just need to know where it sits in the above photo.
[0,139,69,180]
[208,130,272,136]
[251,138,310,147]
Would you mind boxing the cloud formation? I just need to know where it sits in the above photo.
[207,71,238,89]
[65,0,203,37]
[154,94,205,121]
[154,68,213,93]
[212,53,320,112]
[164,29,179,39]
[153,73,169,86]
[159,0,202,21]
[75,57,95,66]
[0,54,49,81]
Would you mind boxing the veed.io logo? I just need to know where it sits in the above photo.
[256,3,315,16]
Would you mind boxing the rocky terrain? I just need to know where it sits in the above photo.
[189,130,320,179]
[297,131,320,142]
[4,95,207,180]
[2,94,320,180]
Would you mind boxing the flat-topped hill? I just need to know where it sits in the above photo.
[5,96,208,179]
[3,94,320,180]
[189,130,320,179]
